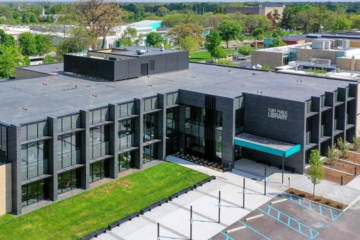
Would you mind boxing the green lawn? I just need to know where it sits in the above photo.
[0,162,208,240]
[189,49,238,62]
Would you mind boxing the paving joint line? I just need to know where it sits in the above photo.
[141,215,189,239]
[216,178,273,197]
[107,231,126,240]
[194,189,248,210]
[169,201,228,227]
[323,166,354,176]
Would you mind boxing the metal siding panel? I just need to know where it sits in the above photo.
[114,60,128,81]
[155,55,167,74]
[178,51,189,70]
[141,56,155,75]
[128,59,141,79]
[166,53,178,72]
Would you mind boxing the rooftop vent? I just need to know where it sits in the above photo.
[136,49,146,55]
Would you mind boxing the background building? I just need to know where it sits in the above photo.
[226,4,285,17]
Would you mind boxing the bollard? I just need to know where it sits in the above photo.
[190,206,193,240]
[264,167,267,195]
[288,177,290,188]
[355,167,357,176]
[243,178,246,209]
[157,223,160,240]
[341,176,343,186]
[218,191,221,223]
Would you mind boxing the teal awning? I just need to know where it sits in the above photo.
[234,133,301,158]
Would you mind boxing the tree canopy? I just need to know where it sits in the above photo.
[204,30,222,52]
[19,32,38,56]
[146,32,163,47]
[218,20,242,48]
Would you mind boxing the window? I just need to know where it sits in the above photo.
[58,170,79,194]
[22,180,46,207]
[118,151,133,172]
[306,100,313,113]
[167,92,179,106]
[119,102,134,118]
[235,96,244,110]
[90,125,110,159]
[89,108,109,125]
[57,115,80,132]
[166,108,179,155]
[118,119,134,150]
[21,141,49,180]
[90,160,107,183]
[21,121,48,141]
[235,108,244,134]
[57,132,81,169]
[144,112,158,142]
[334,91,339,102]
[321,95,326,108]
[0,125,7,162]
[143,143,158,163]
[144,97,158,112]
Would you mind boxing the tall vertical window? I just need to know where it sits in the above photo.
[118,119,134,150]
[57,115,80,132]
[89,125,110,159]
[90,160,107,183]
[22,180,46,207]
[57,170,79,194]
[144,113,158,142]
[119,102,134,118]
[167,92,179,106]
[21,121,48,141]
[0,125,8,162]
[118,151,133,172]
[21,141,49,180]
[57,132,81,169]
[89,108,109,125]
[144,97,158,112]
[143,143,158,163]
[166,108,179,154]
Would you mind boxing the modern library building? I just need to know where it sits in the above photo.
[0,47,359,215]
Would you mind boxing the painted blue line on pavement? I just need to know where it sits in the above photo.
[258,204,319,239]
[221,232,236,240]
[238,220,273,240]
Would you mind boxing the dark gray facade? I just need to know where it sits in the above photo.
[1,60,359,215]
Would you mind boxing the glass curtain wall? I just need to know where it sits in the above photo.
[166,108,179,154]
[57,132,81,169]
[57,170,79,194]
[90,160,107,183]
[118,119,134,150]
[89,125,110,159]
[57,115,80,132]
[21,121,48,141]
[0,125,8,162]
[21,141,49,180]
[118,151,134,172]
[143,143,158,163]
[22,180,47,207]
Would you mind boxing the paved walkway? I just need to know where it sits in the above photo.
[95,157,280,240]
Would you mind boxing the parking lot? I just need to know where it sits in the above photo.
[210,194,346,240]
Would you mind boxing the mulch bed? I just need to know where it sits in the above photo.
[323,167,356,185]
[324,160,358,176]
[341,151,360,164]
[285,188,347,209]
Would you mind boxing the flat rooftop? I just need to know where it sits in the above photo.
[0,63,354,125]
[89,47,184,57]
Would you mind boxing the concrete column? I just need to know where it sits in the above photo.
[157,94,166,160]
[80,110,90,189]
[134,98,144,169]
[311,97,321,152]
[109,104,119,178]
[8,124,21,215]
[47,117,58,202]
[325,92,335,146]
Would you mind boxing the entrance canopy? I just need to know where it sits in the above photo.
[234,133,301,158]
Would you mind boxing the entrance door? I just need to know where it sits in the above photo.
[141,63,148,76]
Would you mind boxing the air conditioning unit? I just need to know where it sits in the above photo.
[335,39,350,49]
[136,49,146,55]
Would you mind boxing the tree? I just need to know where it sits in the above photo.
[353,135,360,153]
[157,7,169,17]
[327,145,338,170]
[119,27,138,47]
[0,29,15,47]
[308,149,325,197]
[57,38,83,61]
[0,45,29,78]
[167,23,203,45]
[337,137,350,158]
[211,46,227,59]
[19,32,38,56]
[43,54,55,64]
[204,30,221,52]
[73,0,126,50]
[218,20,242,48]
[332,17,352,32]
[272,9,281,22]
[146,32,163,47]
[269,37,286,47]
[179,36,199,52]
[238,44,252,57]
[35,34,53,56]
[252,28,264,40]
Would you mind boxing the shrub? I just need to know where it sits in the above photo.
[289,191,295,194]
[215,59,235,67]
[298,193,306,198]
[315,198,321,202]
[325,201,332,205]
[336,204,343,209]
